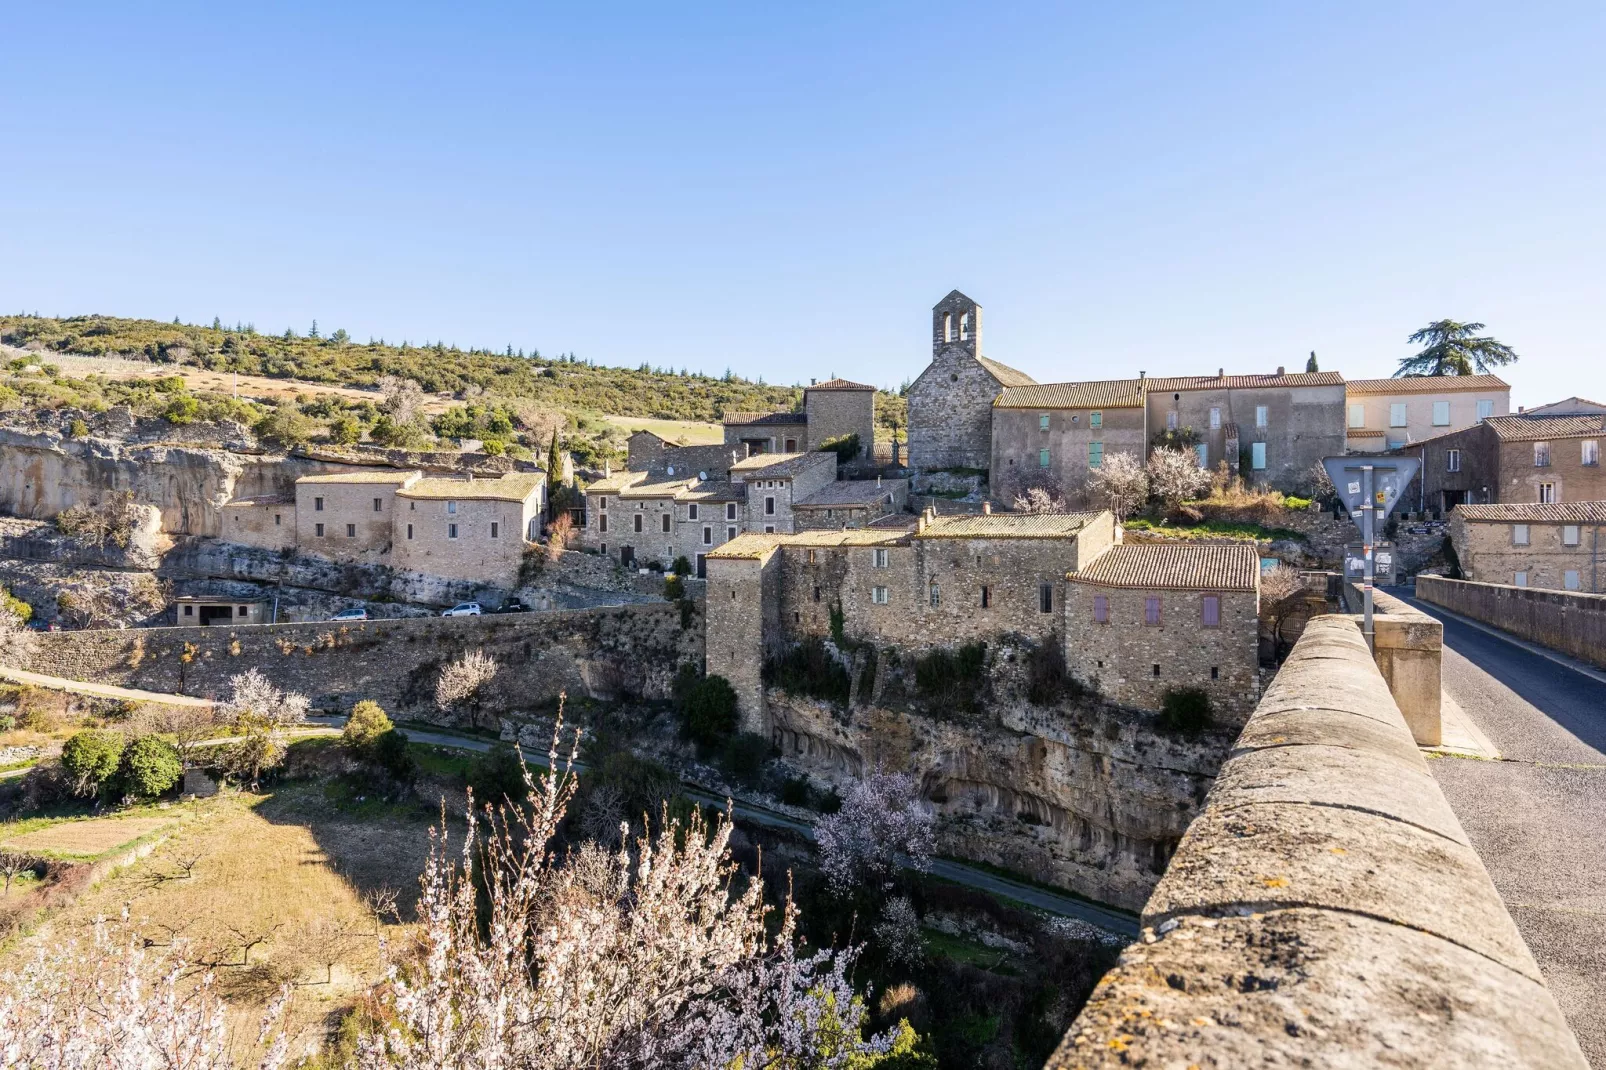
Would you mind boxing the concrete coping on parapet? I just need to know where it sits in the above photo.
[1048,615,1589,1069]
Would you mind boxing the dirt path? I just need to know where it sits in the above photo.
[0,665,215,707]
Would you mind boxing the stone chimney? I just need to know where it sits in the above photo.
[876,474,882,486]
[1277,366,1286,375]
[1218,367,1224,378]
[916,511,929,535]
[982,500,992,515]
[810,378,817,386]
[603,459,611,477]
[1139,370,1146,379]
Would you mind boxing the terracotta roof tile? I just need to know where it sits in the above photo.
[1454,502,1606,524]
[397,473,545,502]
[916,511,1104,539]
[617,478,695,499]
[297,469,422,485]
[729,452,837,479]
[795,479,907,507]
[1483,414,1606,442]
[586,471,649,493]
[994,380,1146,410]
[679,481,746,502]
[1074,543,1260,592]
[805,378,875,392]
[1345,374,1509,396]
[975,356,1038,388]
[1145,371,1343,391]
[722,411,807,427]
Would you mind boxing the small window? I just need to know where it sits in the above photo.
[1202,595,1220,627]
[813,586,821,602]
[1251,442,1267,470]
[1390,403,1407,427]
[930,582,941,607]
[1447,449,1461,473]
[1565,570,1581,591]
[314,496,324,511]
[599,496,608,510]
[1348,403,1365,429]
[873,548,889,568]
[1538,483,1555,505]
[374,497,383,512]
[410,501,416,511]
[727,526,737,541]
[1166,411,1178,431]
[346,523,356,538]
[1090,411,1102,429]
[238,605,249,617]
[1039,584,1053,614]
[980,586,991,609]
[1039,413,1050,431]
[1195,443,1208,467]
[959,312,969,340]
[315,522,324,537]
[689,503,699,520]
[1152,664,1161,677]
[447,501,457,514]
[1093,595,1108,623]
[1534,442,1551,467]
[183,604,194,616]
[490,521,499,538]
[1584,440,1600,466]
[1513,524,1530,546]
[274,513,281,526]
[872,586,890,605]
[1477,399,1494,422]
[600,515,608,533]
[1088,442,1104,468]
[1514,571,1528,587]
[634,514,643,533]
[1038,448,1050,468]
[703,526,712,545]
[661,513,671,533]
[1564,525,1581,546]
[727,502,737,521]
[407,523,414,540]
[1144,596,1161,626]
[1211,666,1219,680]
[1432,400,1451,426]
[765,497,776,515]
[448,523,458,539]
[1255,405,1268,428]
[807,549,817,564]
[1209,407,1221,430]
[943,312,952,343]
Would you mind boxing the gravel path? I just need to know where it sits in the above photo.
[1393,588,1606,1065]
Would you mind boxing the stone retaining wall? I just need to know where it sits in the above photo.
[1049,615,1587,1068]
[24,603,702,717]
[1418,574,1606,671]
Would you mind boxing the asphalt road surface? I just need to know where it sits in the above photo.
[1392,588,1606,1066]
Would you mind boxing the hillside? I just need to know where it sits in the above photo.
[0,314,907,435]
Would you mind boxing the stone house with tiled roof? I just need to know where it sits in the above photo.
[705,507,1259,730]
[720,377,878,461]
[992,379,1148,502]
[1343,374,1510,452]
[1448,501,1606,593]
[1389,409,1606,514]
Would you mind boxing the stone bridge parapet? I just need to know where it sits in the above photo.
[1048,615,1587,1069]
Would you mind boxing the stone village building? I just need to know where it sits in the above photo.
[722,377,878,460]
[1387,406,1606,514]
[705,508,1261,734]
[1343,373,1510,453]
[1448,501,1606,593]
[220,469,545,588]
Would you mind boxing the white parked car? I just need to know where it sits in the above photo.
[331,607,368,622]
[441,602,482,617]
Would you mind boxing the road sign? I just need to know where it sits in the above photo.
[1321,457,1420,650]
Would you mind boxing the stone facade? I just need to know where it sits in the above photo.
[295,471,419,562]
[1449,503,1606,593]
[219,495,296,552]
[907,291,1036,472]
[802,379,876,458]
[991,381,1148,503]
[722,413,808,456]
[1344,374,1510,452]
[625,431,736,480]
[730,452,837,535]
[1395,410,1606,514]
[391,475,545,588]
[1144,371,1345,492]
[791,478,908,530]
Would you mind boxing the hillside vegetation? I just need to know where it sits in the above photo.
[0,313,907,438]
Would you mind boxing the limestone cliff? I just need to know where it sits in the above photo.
[764,681,1226,912]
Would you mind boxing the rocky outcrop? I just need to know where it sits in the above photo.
[763,682,1225,912]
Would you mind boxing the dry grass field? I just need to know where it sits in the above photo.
[600,414,725,445]
[1,783,438,1059]
[2,816,171,858]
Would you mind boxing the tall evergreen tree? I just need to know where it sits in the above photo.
[1305,351,1318,372]
[546,428,562,481]
[1395,320,1518,376]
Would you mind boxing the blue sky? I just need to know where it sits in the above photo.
[2,2,1601,407]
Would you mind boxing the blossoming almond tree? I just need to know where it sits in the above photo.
[355,698,915,1069]
[814,771,936,895]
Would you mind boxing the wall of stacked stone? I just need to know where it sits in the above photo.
[1450,513,1605,593]
[25,602,702,717]
[1048,616,1589,1069]
[907,349,1003,472]
[802,388,875,457]
[1418,574,1606,671]
[705,548,780,732]
[990,406,1147,504]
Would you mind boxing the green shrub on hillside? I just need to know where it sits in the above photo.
[1159,687,1212,735]
[913,643,988,713]
[118,735,182,798]
[61,729,124,796]
[764,637,851,707]
[343,700,394,751]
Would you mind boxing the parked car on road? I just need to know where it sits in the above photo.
[441,602,482,617]
[330,607,368,622]
[497,599,530,613]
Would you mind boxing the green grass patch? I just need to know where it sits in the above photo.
[921,928,1020,975]
[408,743,475,778]
[1124,517,1307,543]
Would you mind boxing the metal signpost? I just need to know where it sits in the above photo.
[1322,457,1420,651]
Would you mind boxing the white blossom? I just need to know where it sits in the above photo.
[814,771,935,895]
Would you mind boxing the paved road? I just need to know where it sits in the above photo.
[1392,588,1606,1066]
